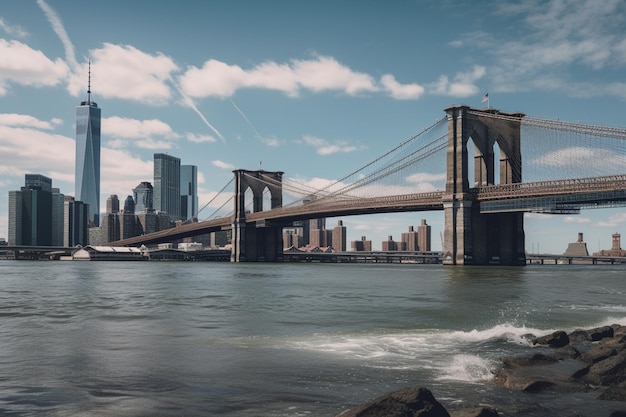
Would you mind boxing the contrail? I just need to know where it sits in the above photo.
[37,0,226,143]
[230,98,263,140]
[36,0,79,71]
[169,76,226,143]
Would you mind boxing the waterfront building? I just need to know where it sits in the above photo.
[351,236,372,252]
[382,235,398,251]
[417,219,432,251]
[180,165,198,221]
[401,225,419,252]
[7,190,22,245]
[63,196,89,247]
[133,182,153,214]
[332,220,347,252]
[154,153,181,220]
[136,211,172,236]
[563,232,589,257]
[75,64,101,227]
[8,175,53,246]
[283,228,304,249]
[593,232,626,257]
[51,188,65,246]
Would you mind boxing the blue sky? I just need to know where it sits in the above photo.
[1,0,626,253]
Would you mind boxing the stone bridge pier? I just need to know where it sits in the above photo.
[231,169,284,262]
[443,105,526,266]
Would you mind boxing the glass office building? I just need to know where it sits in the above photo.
[75,73,101,227]
[154,153,181,220]
[180,165,198,221]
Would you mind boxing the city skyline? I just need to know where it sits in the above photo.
[1,1,626,252]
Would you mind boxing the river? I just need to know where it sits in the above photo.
[0,261,625,416]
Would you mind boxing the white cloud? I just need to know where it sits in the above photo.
[301,135,360,156]
[468,0,626,96]
[212,160,235,170]
[530,146,626,173]
[380,74,425,100]
[0,113,62,130]
[291,55,378,96]
[67,43,179,105]
[405,172,446,192]
[428,65,485,97]
[563,216,591,224]
[0,120,153,212]
[103,116,180,140]
[180,55,380,99]
[593,212,626,228]
[102,116,181,150]
[0,18,28,38]
[0,39,68,95]
[186,132,217,144]
[262,137,281,147]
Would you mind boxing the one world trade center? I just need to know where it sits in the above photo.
[75,63,101,227]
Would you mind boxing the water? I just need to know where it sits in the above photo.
[1,261,625,416]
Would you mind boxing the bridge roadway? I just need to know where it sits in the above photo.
[113,174,626,247]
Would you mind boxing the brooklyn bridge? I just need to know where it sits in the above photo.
[112,105,626,265]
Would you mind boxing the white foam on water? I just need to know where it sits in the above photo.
[435,354,496,383]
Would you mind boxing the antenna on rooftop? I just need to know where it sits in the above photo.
[87,59,92,104]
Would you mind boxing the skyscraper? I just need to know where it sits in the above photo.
[75,63,101,227]
[180,165,198,221]
[153,153,181,220]
[417,219,432,251]
[133,182,153,214]
[63,196,89,247]
[8,174,53,246]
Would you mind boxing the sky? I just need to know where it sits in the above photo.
[1,0,626,253]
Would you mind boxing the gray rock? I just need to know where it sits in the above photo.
[533,330,569,347]
[580,350,626,386]
[336,387,450,417]
[588,325,614,341]
[568,329,592,343]
[597,381,626,401]
[449,407,499,417]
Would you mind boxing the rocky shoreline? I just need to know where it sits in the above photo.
[335,324,626,417]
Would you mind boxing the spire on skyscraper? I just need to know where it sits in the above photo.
[87,59,92,104]
[81,59,97,107]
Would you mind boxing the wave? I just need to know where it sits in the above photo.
[284,318,626,383]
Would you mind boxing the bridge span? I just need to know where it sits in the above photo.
[113,105,626,266]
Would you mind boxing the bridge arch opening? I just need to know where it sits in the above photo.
[262,186,272,212]
[467,137,476,187]
[493,141,501,185]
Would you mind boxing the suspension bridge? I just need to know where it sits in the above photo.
[113,105,626,265]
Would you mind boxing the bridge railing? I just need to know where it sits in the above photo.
[246,191,446,221]
[474,174,626,200]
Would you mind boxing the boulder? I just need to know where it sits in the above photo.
[581,345,617,364]
[336,387,450,417]
[579,350,626,386]
[533,330,569,348]
[597,381,626,401]
[568,329,592,343]
[588,325,614,341]
[449,407,499,417]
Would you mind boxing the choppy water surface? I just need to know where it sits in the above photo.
[0,261,625,416]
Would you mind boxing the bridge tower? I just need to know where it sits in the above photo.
[443,105,526,265]
[231,169,284,262]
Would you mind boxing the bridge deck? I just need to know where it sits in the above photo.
[112,175,626,247]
